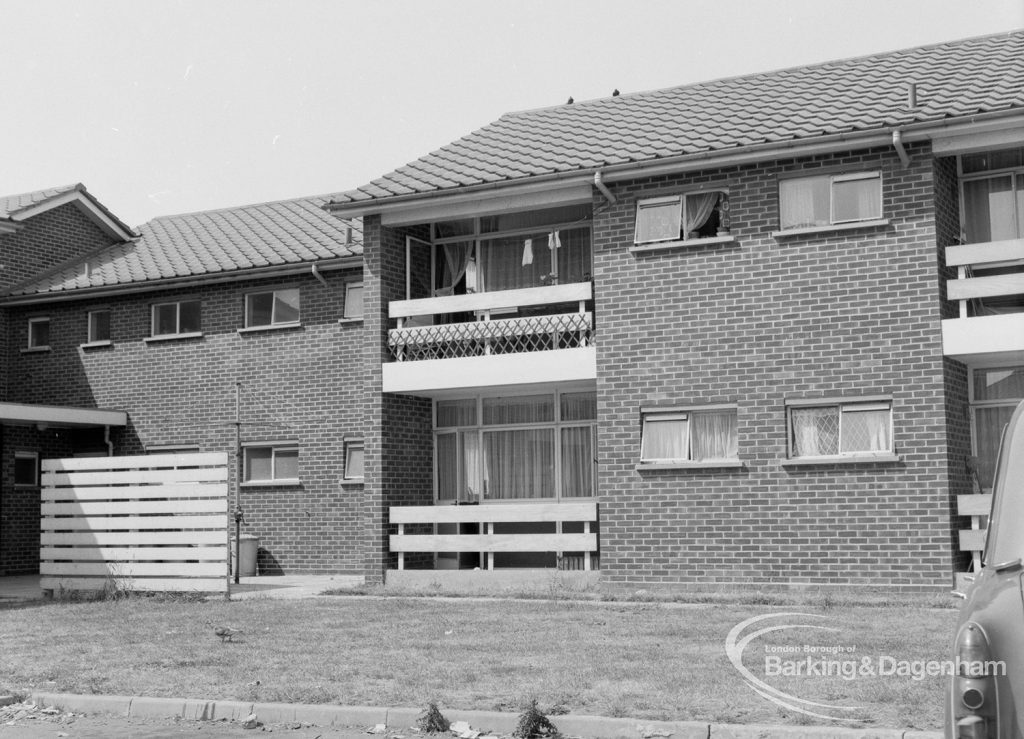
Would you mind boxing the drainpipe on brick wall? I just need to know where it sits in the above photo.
[103,426,113,456]
[892,129,910,169]
[310,262,328,287]
[593,171,616,205]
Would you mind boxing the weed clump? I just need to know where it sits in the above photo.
[417,702,451,733]
[513,699,559,739]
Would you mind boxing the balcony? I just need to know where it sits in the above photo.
[943,238,1024,364]
[382,282,597,395]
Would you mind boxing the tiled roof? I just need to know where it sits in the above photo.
[332,30,1024,206]
[0,184,82,220]
[4,194,362,298]
[0,183,134,238]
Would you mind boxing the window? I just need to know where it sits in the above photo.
[960,147,1024,244]
[151,300,201,336]
[639,408,738,464]
[434,391,596,502]
[88,310,110,343]
[14,452,39,487]
[779,171,881,230]
[344,282,364,319]
[634,191,728,244]
[28,317,50,349]
[245,288,300,328]
[969,366,1024,489]
[787,401,892,458]
[243,445,299,483]
[344,439,364,480]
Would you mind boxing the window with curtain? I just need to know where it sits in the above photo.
[959,147,1024,245]
[779,171,881,230]
[634,192,725,244]
[970,366,1024,489]
[639,408,738,463]
[433,391,595,502]
[478,226,590,292]
[788,402,892,458]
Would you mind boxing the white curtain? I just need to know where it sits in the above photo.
[684,193,719,233]
[780,176,830,229]
[641,417,688,461]
[436,433,458,500]
[561,427,593,497]
[482,394,554,425]
[483,428,554,499]
[555,228,592,283]
[833,177,880,222]
[560,391,597,422]
[691,412,737,461]
[437,242,474,295]
[962,176,1016,244]
[791,407,838,456]
[840,409,890,454]
[480,227,591,291]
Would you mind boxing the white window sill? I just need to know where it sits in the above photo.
[337,317,363,324]
[238,322,302,334]
[781,453,902,467]
[241,479,302,488]
[144,332,204,343]
[636,460,744,471]
[81,340,113,349]
[20,346,51,354]
[629,235,738,254]
[340,477,365,486]
[771,219,890,239]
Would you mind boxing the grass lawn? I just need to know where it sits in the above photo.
[0,595,955,730]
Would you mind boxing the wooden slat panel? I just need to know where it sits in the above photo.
[390,501,596,524]
[390,282,592,318]
[390,533,597,553]
[41,452,227,472]
[41,515,225,531]
[41,498,227,517]
[957,494,993,517]
[959,529,987,552]
[946,238,1024,267]
[41,562,225,577]
[41,483,228,502]
[40,577,226,593]
[41,531,227,546]
[42,467,228,487]
[947,273,1024,301]
[41,546,227,561]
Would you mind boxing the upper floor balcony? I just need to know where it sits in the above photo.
[382,281,597,395]
[942,237,1024,364]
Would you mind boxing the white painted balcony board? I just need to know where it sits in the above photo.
[391,501,596,524]
[390,533,597,553]
[390,282,592,318]
[946,238,1024,267]
[942,313,1024,362]
[947,273,1024,301]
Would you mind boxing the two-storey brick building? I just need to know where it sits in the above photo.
[2,31,1022,593]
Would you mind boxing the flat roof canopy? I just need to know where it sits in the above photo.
[0,402,127,429]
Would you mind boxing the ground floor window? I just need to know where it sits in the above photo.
[970,366,1024,490]
[786,399,892,458]
[434,390,596,502]
[14,451,39,487]
[243,444,299,483]
[639,407,738,464]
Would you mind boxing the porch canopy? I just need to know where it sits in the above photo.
[0,402,127,429]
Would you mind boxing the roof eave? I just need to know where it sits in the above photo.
[0,255,363,307]
[10,186,137,241]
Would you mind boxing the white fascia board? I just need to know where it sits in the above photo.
[12,190,135,240]
[0,402,127,428]
[932,120,1024,156]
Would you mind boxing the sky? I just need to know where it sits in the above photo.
[2,0,1022,228]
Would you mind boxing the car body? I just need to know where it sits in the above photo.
[946,399,1024,739]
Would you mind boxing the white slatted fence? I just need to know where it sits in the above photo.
[40,453,229,593]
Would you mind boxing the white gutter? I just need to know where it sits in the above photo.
[892,130,910,169]
[593,171,616,205]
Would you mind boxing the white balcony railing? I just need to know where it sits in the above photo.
[943,238,1024,361]
[388,282,593,362]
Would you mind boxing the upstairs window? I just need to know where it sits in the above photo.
[344,282,364,319]
[27,317,50,349]
[639,408,738,464]
[152,300,201,337]
[634,191,728,244]
[344,439,364,480]
[960,147,1024,244]
[779,171,881,230]
[788,401,892,458]
[88,310,111,343]
[246,288,300,328]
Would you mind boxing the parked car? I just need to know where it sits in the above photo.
[947,399,1024,739]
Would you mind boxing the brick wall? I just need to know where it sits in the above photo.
[4,268,366,574]
[593,141,957,592]
[0,203,121,290]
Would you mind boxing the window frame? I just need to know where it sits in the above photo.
[242,443,300,485]
[777,170,882,230]
[957,148,1024,244]
[785,398,895,461]
[87,309,111,344]
[343,282,364,320]
[14,451,39,487]
[150,300,202,338]
[27,317,50,349]
[633,189,730,245]
[637,405,740,467]
[343,438,364,480]
[244,288,301,329]
[967,364,1024,491]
